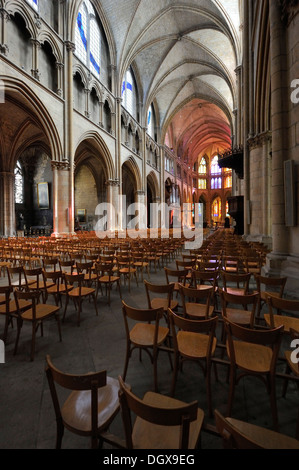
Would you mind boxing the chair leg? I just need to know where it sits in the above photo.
[93,294,98,316]
[3,314,10,344]
[56,419,64,449]
[227,367,236,416]
[62,296,69,322]
[122,342,131,381]
[13,318,23,356]
[206,361,213,417]
[270,374,279,432]
[170,353,179,397]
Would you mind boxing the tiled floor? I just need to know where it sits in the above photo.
[0,251,298,450]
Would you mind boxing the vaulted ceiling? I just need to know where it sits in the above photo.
[97,0,241,163]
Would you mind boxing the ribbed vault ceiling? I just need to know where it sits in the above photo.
[97,0,241,163]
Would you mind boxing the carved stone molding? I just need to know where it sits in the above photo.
[248,132,272,150]
[0,44,9,56]
[0,8,10,22]
[65,41,76,53]
[280,0,299,26]
[51,161,70,171]
[106,179,120,187]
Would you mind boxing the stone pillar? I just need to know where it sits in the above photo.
[106,179,121,232]
[0,172,15,237]
[65,41,75,233]
[52,161,70,235]
[0,8,10,56]
[56,62,64,97]
[242,0,250,236]
[99,100,104,128]
[261,132,272,238]
[269,0,289,256]
[84,87,90,119]
[31,39,41,81]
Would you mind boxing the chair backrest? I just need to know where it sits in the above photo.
[144,280,174,308]
[0,285,12,311]
[7,265,26,289]
[224,319,284,371]
[168,308,217,355]
[179,284,213,319]
[214,409,263,449]
[122,301,164,340]
[192,269,218,288]
[24,267,44,289]
[45,355,107,435]
[219,289,258,328]
[14,289,40,318]
[118,375,199,449]
[164,268,189,285]
[266,294,299,328]
[221,271,251,293]
[255,275,287,297]
[64,273,84,295]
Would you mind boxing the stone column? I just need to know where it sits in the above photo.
[0,172,15,237]
[242,0,250,236]
[261,132,272,238]
[269,0,289,256]
[65,41,75,233]
[52,161,70,235]
[106,179,121,232]
[0,8,10,56]
[99,100,104,128]
[31,39,41,81]
[56,62,64,97]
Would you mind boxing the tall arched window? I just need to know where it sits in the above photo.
[147,104,155,139]
[26,0,38,11]
[15,161,24,204]
[198,157,207,175]
[122,68,135,116]
[211,155,221,175]
[212,197,222,222]
[75,0,101,77]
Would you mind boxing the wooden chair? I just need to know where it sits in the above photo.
[243,255,262,276]
[42,257,60,273]
[24,267,55,302]
[116,255,138,293]
[164,267,189,297]
[254,275,287,316]
[14,290,62,361]
[7,265,35,291]
[63,273,98,326]
[179,284,214,320]
[118,375,204,449]
[282,328,299,439]
[144,280,178,318]
[168,309,218,416]
[264,294,299,334]
[45,355,120,449]
[222,255,243,273]
[43,270,72,307]
[58,259,76,276]
[76,261,98,288]
[219,289,258,329]
[214,409,299,449]
[224,319,284,431]
[121,301,169,392]
[221,271,251,296]
[94,261,122,305]
[0,284,32,344]
[132,252,150,281]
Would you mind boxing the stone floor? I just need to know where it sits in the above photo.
[0,250,298,450]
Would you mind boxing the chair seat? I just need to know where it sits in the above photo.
[264,314,299,333]
[230,340,272,373]
[47,284,73,294]
[225,416,299,449]
[151,298,178,312]
[285,350,299,376]
[177,331,217,359]
[185,303,214,319]
[98,275,120,283]
[224,308,252,326]
[84,274,97,281]
[0,295,6,305]
[0,299,32,314]
[29,281,55,290]
[61,376,120,434]
[130,323,169,347]
[68,287,95,297]
[132,391,204,449]
[225,287,246,296]
[21,303,60,321]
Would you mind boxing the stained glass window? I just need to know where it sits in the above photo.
[225,175,232,188]
[211,156,221,175]
[75,1,100,77]
[211,177,222,190]
[122,69,134,115]
[147,104,155,138]
[26,0,38,11]
[212,198,221,220]
[15,161,24,204]
[198,179,207,190]
[198,158,207,175]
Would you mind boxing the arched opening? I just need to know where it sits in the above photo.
[40,41,58,93]
[74,140,110,231]
[122,162,137,229]
[211,196,222,228]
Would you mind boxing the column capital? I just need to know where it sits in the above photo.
[106,179,120,187]
[135,190,145,196]
[65,41,76,53]
[51,160,70,171]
